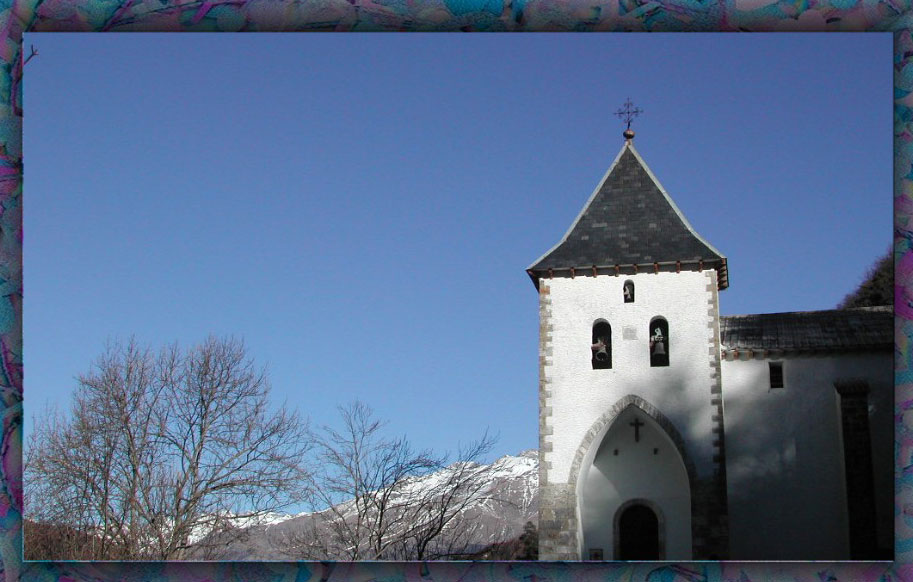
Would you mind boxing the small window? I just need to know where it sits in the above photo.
[592,320,612,369]
[623,280,635,303]
[769,362,784,388]
[649,317,669,367]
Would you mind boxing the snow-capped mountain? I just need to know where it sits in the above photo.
[196,450,538,560]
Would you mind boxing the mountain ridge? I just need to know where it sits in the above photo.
[193,450,539,560]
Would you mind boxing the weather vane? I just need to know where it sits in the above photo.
[615,98,642,141]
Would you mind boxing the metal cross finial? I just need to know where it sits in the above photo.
[615,99,642,141]
[615,98,642,130]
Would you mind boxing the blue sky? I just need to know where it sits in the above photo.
[22,33,892,462]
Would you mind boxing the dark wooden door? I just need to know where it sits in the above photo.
[618,504,659,560]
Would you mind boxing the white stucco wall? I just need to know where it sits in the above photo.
[542,270,719,486]
[722,352,893,560]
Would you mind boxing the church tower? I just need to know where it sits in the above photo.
[528,107,730,560]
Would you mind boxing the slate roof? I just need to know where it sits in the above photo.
[528,141,728,288]
[719,306,893,353]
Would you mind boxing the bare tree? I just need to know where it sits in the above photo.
[282,401,497,560]
[25,336,311,560]
[390,435,497,560]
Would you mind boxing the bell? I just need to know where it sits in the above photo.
[592,340,609,361]
[653,340,666,356]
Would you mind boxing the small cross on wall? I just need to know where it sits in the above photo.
[630,417,645,442]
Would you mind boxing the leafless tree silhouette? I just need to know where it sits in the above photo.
[281,401,497,560]
[25,336,311,560]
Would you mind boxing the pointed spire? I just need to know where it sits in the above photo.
[527,140,728,290]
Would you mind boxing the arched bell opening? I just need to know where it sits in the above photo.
[649,316,669,367]
[623,280,635,303]
[591,320,612,369]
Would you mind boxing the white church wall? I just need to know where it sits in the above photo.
[722,351,893,559]
[542,269,719,487]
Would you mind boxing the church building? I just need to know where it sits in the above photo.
[527,107,892,561]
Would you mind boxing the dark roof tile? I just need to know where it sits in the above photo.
[528,143,727,287]
[719,306,892,352]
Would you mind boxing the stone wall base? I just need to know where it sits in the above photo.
[538,484,578,560]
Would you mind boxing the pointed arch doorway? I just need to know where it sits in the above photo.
[577,402,692,560]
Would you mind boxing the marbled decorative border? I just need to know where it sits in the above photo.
[1,2,909,581]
